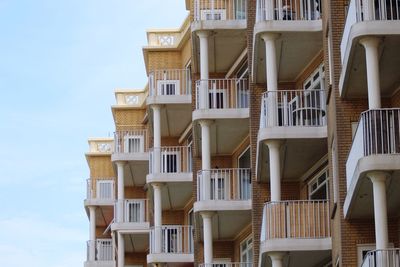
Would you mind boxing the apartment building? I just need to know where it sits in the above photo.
[83,0,400,267]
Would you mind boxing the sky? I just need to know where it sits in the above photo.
[0,1,188,266]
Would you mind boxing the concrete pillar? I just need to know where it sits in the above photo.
[153,183,163,253]
[201,212,214,264]
[261,33,280,126]
[200,120,212,200]
[367,171,389,249]
[266,140,282,201]
[89,206,96,261]
[152,105,161,173]
[269,252,285,267]
[117,232,124,267]
[197,31,210,109]
[116,161,125,223]
[360,37,382,109]
[265,0,275,20]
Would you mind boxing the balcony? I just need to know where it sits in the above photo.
[340,0,400,98]
[86,138,114,155]
[199,263,252,267]
[85,239,114,267]
[257,90,327,182]
[147,146,193,209]
[259,200,331,267]
[361,249,400,267]
[147,69,192,137]
[195,168,252,239]
[253,0,323,83]
[344,109,400,219]
[85,178,115,206]
[112,129,149,186]
[147,225,194,264]
[193,79,249,155]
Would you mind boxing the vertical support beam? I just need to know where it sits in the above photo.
[197,31,210,109]
[269,252,285,267]
[89,206,96,261]
[360,37,382,109]
[153,183,163,253]
[266,140,282,201]
[201,212,214,264]
[200,120,212,199]
[367,171,389,250]
[116,161,126,223]
[152,105,162,173]
[266,0,275,20]
[117,232,125,267]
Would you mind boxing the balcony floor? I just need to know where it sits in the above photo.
[260,247,331,267]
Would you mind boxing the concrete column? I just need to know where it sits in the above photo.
[266,140,282,201]
[367,171,389,249]
[197,31,210,109]
[360,37,382,109]
[152,105,161,173]
[117,232,125,267]
[269,252,285,267]
[201,212,214,264]
[261,33,280,126]
[153,183,163,253]
[200,120,212,200]
[116,161,125,223]
[89,206,96,261]
[265,0,275,20]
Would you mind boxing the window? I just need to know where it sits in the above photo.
[238,147,251,199]
[125,200,145,223]
[124,135,144,153]
[157,80,180,96]
[161,150,180,173]
[234,0,246,19]
[96,180,114,200]
[241,236,253,265]
[308,167,329,200]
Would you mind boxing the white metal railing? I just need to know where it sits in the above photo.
[149,225,194,254]
[86,178,115,200]
[114,129,149,154]
[199,263,253,267]
[115,199,148,223]
[86,239,113,261]
[194,0,247,21]
[361,249,400,267]
[260,200,330,241]
[256,0,322,21]
[197,168,252,201]
[195,79,249,109]
[346,109,400,189]
[149,69,191,96]
[149,146,192,174]
[260,89,326,128]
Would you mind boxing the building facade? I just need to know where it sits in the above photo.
[83,1,400,267]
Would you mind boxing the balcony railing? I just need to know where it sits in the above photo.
[361,249,400,267]
[149,146,192,174]
[86,178,115,200]
[86,239,113,261]
[114,129,149,154]
[149,225,194,254]
[115,199,148,223]
[194,0,247,21]
[195,79,249,110]
[261,200,330,241]
[197,168,252,201]
[149,69,191,97]
[260,89,326,128]
[256,0,322,21]
[346,109,400,189]
[199,263,253,267]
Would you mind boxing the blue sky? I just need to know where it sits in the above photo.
[0,1,187,266]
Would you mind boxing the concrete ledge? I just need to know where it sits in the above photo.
[146,172,193,184]
[260,237,331,253]
[84,261,115,267]
[111,222,150,232]
[339,21,400,97]
[147,253,194,264]
[111,152,149,162]
[191,20,246,32]
[194,199,252,212]
[254,20,322,36]
[193,108,249,121]
[258,126,327,141]
[343,154,400,219]
[84,199,114,207]
[146,95,192,106]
